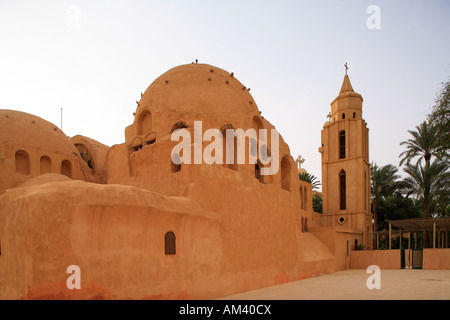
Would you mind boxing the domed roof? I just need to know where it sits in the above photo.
[0,109,79,155]
[134,63,260,129]
[323,120,332,128]
[298,167,307,174]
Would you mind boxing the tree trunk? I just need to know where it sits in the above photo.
[424,152,431,166]
[423,198,431,219]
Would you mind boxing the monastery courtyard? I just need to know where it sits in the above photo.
[219,269,450,300]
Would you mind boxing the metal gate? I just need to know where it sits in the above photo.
[401,249,405,269]
[411,249,423,269]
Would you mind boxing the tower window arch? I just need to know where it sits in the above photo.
[165,231,176,255]
[342,113,346,120]
[339,130,346,159]
[339,169,347,210]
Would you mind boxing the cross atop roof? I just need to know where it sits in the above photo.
[296,155,305,169]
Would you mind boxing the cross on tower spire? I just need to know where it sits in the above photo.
[344,62,349,75]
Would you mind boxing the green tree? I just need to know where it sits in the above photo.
[299,172,321,190]
[427,79,450,159]
[402,159,449,218]
[399,120,440,167]
[312,195,323,213]
[371,163,403,231]
[376,195,421,231]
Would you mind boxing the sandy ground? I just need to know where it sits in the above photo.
[218,269,450,300]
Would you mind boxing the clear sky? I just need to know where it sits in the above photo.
[1,0,449,188]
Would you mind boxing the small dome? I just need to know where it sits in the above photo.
[0,109,84,194]
[0,109,78,155]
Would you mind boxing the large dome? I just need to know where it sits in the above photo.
[0,109,78,155]
[133,63,260,133]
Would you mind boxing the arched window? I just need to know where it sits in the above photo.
[250,138,258,158]
[221,124,238,171]
[252,116,266,160]
[339,130,346,159]
[304,186,307,210]
[255,162,260,180]
[170,121,188,134]
[61,160,72,178]
[260,142,270,163]
[15,150,30,175]
[252,115,272,159]
[40,156,52,174]
[281,156,291,191]
[165,231,176,255]
[144,131,156,145]
[353,112,356,119]
[138,110,152,135]
[339,169,346,210]
[130,136,143,152]
[342,113,346,120]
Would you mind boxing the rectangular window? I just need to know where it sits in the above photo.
[339,170,346,210]
[339,131,346,159]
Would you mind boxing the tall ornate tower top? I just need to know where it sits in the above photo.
[330,74,363,122]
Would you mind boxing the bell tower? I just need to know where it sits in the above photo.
[319,70,372,248]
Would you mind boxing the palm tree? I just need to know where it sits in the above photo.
[427,79,450,159]
[399,121,439,167]
[299,172,321,190]
[371,163,402,231]
[403,159,449,219]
